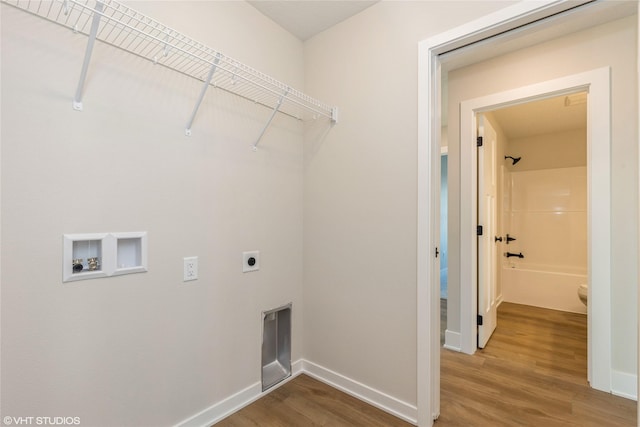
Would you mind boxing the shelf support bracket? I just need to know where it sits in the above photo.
[331,107,339,124]
[72,0,104,111]
[185,53,222,136]
[252,88,289,151]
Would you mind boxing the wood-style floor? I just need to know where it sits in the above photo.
[215,374,412,426]
[216,302,636,426]
[438,302,637,426]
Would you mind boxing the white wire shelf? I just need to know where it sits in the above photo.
[3,0,338,146]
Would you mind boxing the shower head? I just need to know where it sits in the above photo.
[505,155,521,165]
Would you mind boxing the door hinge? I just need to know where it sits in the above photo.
[477,225,483,236]
[477,136,483,147]
[477,315,483,326]
[435,247,439,258]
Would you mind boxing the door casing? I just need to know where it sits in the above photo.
[417,1,624,424]
[459,69,611,385]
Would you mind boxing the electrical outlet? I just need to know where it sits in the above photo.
[183,256,198,281]
[242,251,259,273]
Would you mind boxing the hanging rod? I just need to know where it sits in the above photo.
[2,0,338,143]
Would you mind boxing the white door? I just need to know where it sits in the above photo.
[477,114,498,348]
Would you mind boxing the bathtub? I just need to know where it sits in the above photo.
[501,263,587,314]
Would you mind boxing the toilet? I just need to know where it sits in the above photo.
[577,283,588,306]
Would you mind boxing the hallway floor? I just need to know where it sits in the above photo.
[437,302,637,426]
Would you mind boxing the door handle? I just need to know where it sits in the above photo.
[495,236,503,242]
[505,252,524,258]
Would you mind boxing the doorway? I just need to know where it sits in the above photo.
[457,71,610,387]
[416,2,634,424]
[475,94,588,350]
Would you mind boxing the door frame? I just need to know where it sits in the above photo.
[417,1,617,424]
[459,68,611,380]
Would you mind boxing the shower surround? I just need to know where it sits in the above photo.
[501,166,587,314]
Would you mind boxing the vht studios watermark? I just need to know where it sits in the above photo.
[3,417,81,426]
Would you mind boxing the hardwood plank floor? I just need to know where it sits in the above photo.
[437,302,637,426]
[216,302,636,426]
[215,374,413,427]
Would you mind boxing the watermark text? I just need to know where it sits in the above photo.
[3,416,80,426]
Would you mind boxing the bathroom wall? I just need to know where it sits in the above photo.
[503,129,587,267]
[500,129,587,313]
[506,166,587,271]
[502,166,587,314]
[506,128,587,172]
[1,2,308,425]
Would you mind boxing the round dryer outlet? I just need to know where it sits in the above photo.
[242,251,260,273]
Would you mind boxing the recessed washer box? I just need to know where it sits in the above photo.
[63,232,148,282]
[112,232,148,276]
[243,251,260,273]
[63,233,109,282]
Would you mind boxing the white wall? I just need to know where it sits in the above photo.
[447,15,638,379]
[5,1,634,424]
[1,2,308,425]
[302,0,517,409]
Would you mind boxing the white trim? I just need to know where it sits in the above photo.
[174,360,303,427]
[174,359,417,427]
[417,2,619,425]
[302,360,418,425]
[611,370,638,401]
[416,32,439,427]
[292,358,304,376]
[637,10,640,423]
[443,330,461,352]
[175,381,262,427]
[424,0,591,56]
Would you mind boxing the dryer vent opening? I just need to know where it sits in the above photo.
[262,303,291,391]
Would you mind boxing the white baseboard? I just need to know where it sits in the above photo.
[443,329,461,351]
[302,360,417,425]
[611,370,638,401]
[174,359,304,427]
[174,359,417,426]
[175,357,633,426]
[175,381,261,427]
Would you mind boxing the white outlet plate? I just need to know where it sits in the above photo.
[184,256,198,281]
[242,251,259,273]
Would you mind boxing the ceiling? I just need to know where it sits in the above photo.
[248,1,379,41]
[490,93,587,140]
[248,0,621,140]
